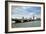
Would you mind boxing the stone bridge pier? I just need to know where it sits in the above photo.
[21,19,24,23]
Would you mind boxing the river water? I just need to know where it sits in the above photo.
[12,21,41,28]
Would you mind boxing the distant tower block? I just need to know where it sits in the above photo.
[21,17,24,23]
[22,17,24,19]
[33,16,35,20]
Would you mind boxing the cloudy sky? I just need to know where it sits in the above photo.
[11,6,41,19]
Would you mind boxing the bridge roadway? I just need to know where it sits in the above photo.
[12,19,34,23]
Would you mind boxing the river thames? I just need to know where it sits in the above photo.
[12,21,41,28]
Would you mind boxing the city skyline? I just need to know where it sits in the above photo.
[11,6,41,19]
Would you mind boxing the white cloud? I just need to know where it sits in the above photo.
[11,6,41,19]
